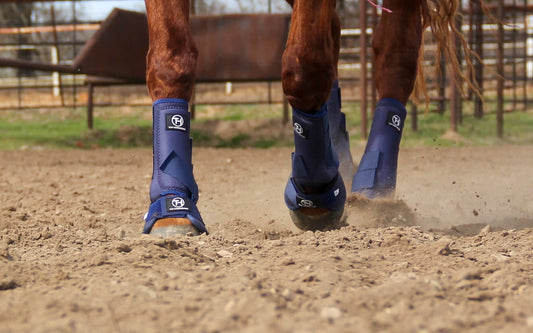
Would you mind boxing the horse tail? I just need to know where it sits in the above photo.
[415,0,485,106]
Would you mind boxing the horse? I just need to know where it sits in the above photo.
[142,0,471,236]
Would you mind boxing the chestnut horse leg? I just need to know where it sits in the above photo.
[282,0,350,231]
[352,0,423,198]
[142,0,207,236]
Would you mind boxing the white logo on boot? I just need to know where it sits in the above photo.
[388,114,402,132]
[167,196,188,211]
[172,197,185,208]
[299,199,315,208]
[294,122,306,138]
[167,114,186,131]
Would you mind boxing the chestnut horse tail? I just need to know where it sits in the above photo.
[414,0,484,105]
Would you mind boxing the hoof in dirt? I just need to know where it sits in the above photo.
[289,208,347,232]
[149,218,201,237]
[344,193,416,228]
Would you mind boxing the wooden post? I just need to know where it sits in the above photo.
[411,102,418,132]
[525,0,530,112]
[87,83,94,129]
[523,0,529,112]
[268,81,272,105]
[449,64,458,132]
[473,0,484,118]
[71,1,78,109]
[496,0,504,138]
[456,0,464,124]
[283,97,289,124]
[449,3,462,132]
[438,54,446,115]
[511,0,517,109]
[190,0,196,120]
[359,0,368,139]
[50,6,65,106]
[370,5,378,112]
[190,89,196,120]
[467,3,474,102]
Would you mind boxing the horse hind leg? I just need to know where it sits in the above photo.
[352,0,423,198]
[142,0,206,236]
[282,0,352,231]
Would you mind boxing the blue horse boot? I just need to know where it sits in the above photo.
[284,106,347,231]
[143,99,208,236]
[327,79,355,191]
[352,98,406,198]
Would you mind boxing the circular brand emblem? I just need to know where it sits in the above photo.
[293,122,304,135]
[391,114,401,127]
[171,197,185,208]
[171,115,184,128]
[299,199,315,208]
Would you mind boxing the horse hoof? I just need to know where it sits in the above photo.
[285,173,347,232]
[149,217,201,237]
[289,207,347,231]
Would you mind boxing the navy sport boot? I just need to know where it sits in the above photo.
[284,105,347,231]
[143,99,207,236]
[352,98,406,198]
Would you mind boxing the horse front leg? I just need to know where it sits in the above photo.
[142,0,207,236]
[282,0,336,111]
[282,0,352,231]
[352,0,423,198]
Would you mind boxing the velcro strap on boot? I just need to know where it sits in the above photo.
[351,150,380,190]
[285,173,346,212]
[143,191,207,234]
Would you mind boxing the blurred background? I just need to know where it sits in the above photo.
[0,0,531,149]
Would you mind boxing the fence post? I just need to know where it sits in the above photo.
[526,13,533,111]
[411,102,418,132]
[473,0,484,118]
[370,5,378,112]
[449,63,458,132]
[50,6,65,106]
[87,83,94,129]
[496,0,504,138]
[449,1,463,132]
[437,54,446,115]
[359,0,368,139]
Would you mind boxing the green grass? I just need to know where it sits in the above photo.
[0,108,152,149]
[193,103,283,122]
[342,101,533,148]
[1,101,532,150]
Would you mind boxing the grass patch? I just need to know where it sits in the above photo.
[0,102,532,150]
[193,104,282,122]
[215,133,250,148]
[252,138,278,149]
[0,108,152,149]
[342,101,533,148]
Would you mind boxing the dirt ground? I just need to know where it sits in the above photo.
[1,145,533,332]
